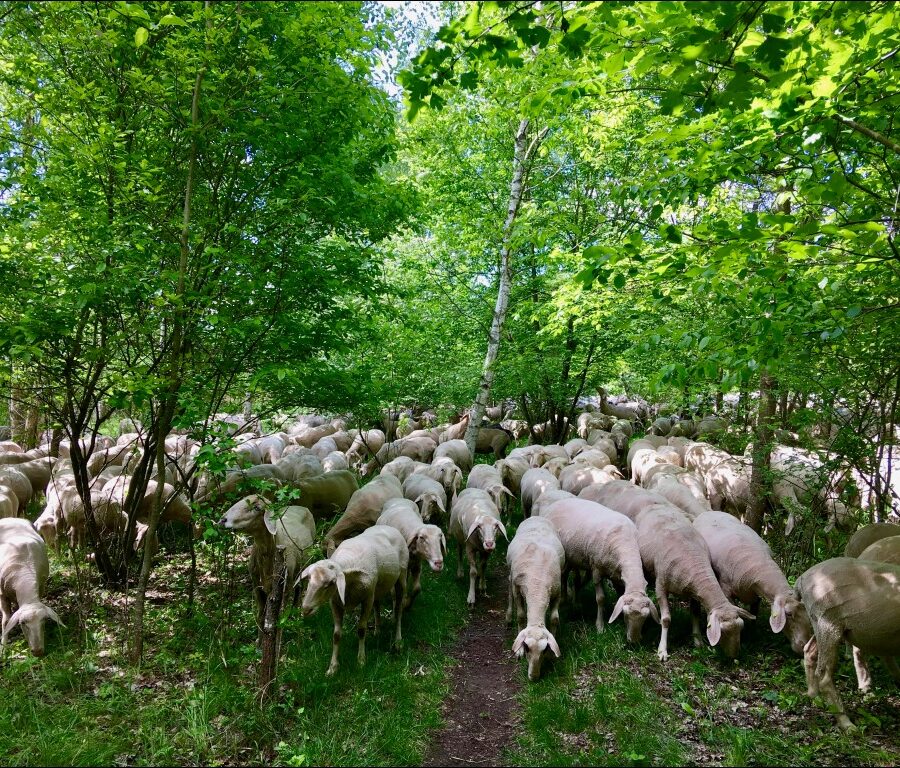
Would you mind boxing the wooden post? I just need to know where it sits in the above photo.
[258,545,287,705]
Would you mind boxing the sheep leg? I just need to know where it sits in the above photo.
[406,558,422,609]
[372,600,380,636]
[852,646,872,693]
[506,576,515,626]
[804,636,820,697]
[516,585,526,633]
[549,593,560,635]
[456,541,465,579]
[690,600,705,648]
[357,593,375,668]
[466,545,478,607]
[593,567,606,633]
[0,594,11,642]
[326,600,344,677]
[393,573,406,649]
[814,633,855,731]
[656,579,672,662]
[479,550,490,596]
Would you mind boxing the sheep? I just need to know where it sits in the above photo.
[378,456,421,484]
[466,464,515,518]
[494,456,531,497]
[666,436,694,460]
[377,498,446,607]
[531,444,569,468]
[364,436,437,475]
[558,464,620,496]
[449,488,508,607]
[520,467,560,519]
[704,455,752,521]
[475,427,513,459]
[795,557,900,730]
[218,496,315,625]
[563,438,589,459]
[292,422,338,449]
[656,445,683,468]
[578,480,671,522]
[324,474,403,556]
[0,518,64,656]
[32,510,58,551]
[634,503,754,660]
[844,522,900,558]
[532,489,575,518]
[293,470,358,521]
[433,439,474,474]
[645,473,711,521]
[543,498,658,642]
[0,487,18,519]
[858,535,900,565]
[693,511,812,654]
[345,429,386,470]
[0,467,32,516]
[506,516,564,680]
[573,448,613,470]
[630,448,668,487]
[299,524,408,676]
[416,456,463,504]
[401,473,447,524]
[322,451,349,473]
[438,414,470,444]
[311,436,339,461]
[683,442,731,476]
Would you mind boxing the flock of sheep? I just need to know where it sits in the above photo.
[0,400,898,736]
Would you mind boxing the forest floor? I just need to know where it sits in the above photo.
[423,559,522,767]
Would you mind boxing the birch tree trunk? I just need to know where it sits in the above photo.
[464,120,544,453]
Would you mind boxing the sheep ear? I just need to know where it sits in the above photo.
[297,564,315,588]
[737,607,756,621]
[262,508,277,535]
[496,520,508,541]
[3,608,23,639]
[466,520,480,540]
[609,595,625,624]
[413,493,425,505]
[435,496,446,513]
[770,601,786,634]
[547,631,561,657]
[501,486,515,497]
[439,532,447,556]
[44,605,65,628]
[512,629,527,657]
[648,599,661,624]
[706,612,722,647]
[334,571,346,605]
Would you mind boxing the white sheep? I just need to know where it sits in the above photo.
[401,472,447,524]
[578,480,671,522]
[693,511,811,653]
[634,503,754,661]
[795,557,900,730]
[417,456,463,504]
[466,464,515,517]
[218,495,315,625]
[543,498,658,641]
[0,518,64,656]
[520,467,560,518]
[299,524,409,676]
[645,473,711,521]
[449,488,508,607]
[506,516,564,680]
[531,489,575,518]
[558,464,618,496]
[377,497,446,607]
[324,474,403,555]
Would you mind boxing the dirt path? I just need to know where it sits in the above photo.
[423,559,522,767]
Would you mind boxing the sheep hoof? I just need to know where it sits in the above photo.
[326,665,338,677]
[657,650,668,662]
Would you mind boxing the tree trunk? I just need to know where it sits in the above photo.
[465,119,545,453]
[258,545,287,705]
[778,388,789,427]
[131,5,208,662]
[745,370,777,533]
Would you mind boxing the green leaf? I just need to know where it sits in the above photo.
[612,273,626,289]
[698,335,711,350]
[846,305,862,319]
[158,14,188,27]
[134,26,149,48]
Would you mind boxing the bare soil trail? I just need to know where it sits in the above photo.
[423,559,523,767]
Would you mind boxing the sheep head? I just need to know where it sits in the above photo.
[513,625,560,681]
[609,591,660,643]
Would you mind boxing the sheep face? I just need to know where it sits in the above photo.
[771,593,813,655]
[708,605,753,657]
[3,603,64,657]
[299,561,345,616]
[218,495,267,533]
[414,527,446,572]
[513,626,560,681]
[610,591,660,643]
[466,515,507,552]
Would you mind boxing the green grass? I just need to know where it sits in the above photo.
[0,530,471,767]
[505,584,900,767]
